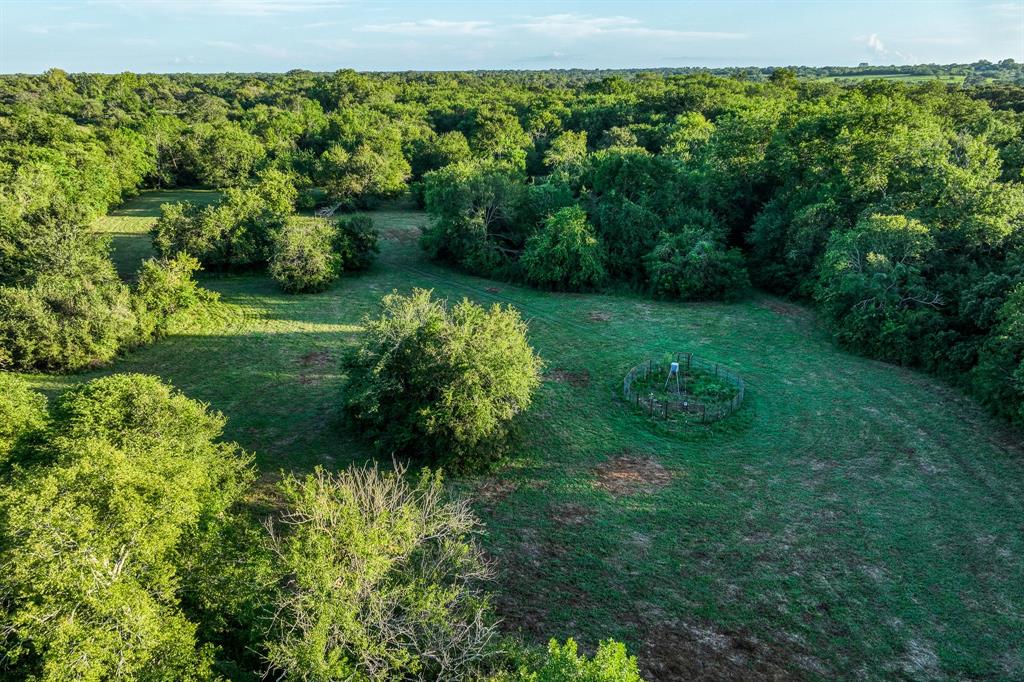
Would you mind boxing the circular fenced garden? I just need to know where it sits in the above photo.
[622,352,745,424]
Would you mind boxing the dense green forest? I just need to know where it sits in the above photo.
[2,65,1024,679]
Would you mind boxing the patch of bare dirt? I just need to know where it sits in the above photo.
[475,478,519,506]
[299,350,332,367]
[594,454,674,497]
[588,310,611,322]
[544,368,590,388]
[759,298,808,319]
[550,502,593,527]
[379,227,420,244]
[627,613,821,681]
[297,350,333,385]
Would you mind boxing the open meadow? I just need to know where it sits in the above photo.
[17,190,1024,680]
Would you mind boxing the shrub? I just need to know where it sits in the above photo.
[151,172,295,269]
[335,214,380,271]
[134,252,212,340]
[345,289,542,470]
[644,229,750,301]
[522,639,644,682]
[319,141,410,206]
[421,160,527,277]
[520,205,607,291]
[264,464,496,681]
[269,219,342,294]
[971,283,1024,424]
[0,374,47,467]
[815,214,942,365]
[0,374,254,680]
[0,252,136,372]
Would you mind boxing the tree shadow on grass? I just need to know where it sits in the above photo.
[51,329,374,475]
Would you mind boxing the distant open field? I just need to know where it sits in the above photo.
[21,191,1024,680]
[820,73,968,84]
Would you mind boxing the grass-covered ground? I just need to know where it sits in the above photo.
[820,73,968,84]
[21,190,1024,680]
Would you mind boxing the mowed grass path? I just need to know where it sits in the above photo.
[22,190,1024,680]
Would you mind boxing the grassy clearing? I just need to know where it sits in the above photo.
[821,74,967,84]
[93,189,221,279]
[21,191,1024,679]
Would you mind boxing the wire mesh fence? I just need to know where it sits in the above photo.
[622,352,745,424]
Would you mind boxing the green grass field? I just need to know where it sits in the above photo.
[821,73,967,84]
[21,190,1024,680]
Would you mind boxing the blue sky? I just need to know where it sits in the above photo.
[1,1,1021,73]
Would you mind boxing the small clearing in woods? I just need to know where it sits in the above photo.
[23,192,1022,680]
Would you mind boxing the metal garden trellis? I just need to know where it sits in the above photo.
[622,352,745,425]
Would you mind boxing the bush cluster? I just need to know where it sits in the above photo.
[269,218,342,293]
[151,169,297,269]
[421,155,749,300]
[344,288,543,470]
[0,250,211,373]
[0,373,640,681]
[267,214,380,294]
[520,205,607,291]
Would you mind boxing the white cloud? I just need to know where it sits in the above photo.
[987,3,1023,18]
[121,37,161,46]
[860,33,911,63]
[88,0,346,17]
[20,21,104,35]
[516,14,747,40]
[356,19,495,36]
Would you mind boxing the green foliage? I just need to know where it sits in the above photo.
[971,283,1024,424]
[134,252,211,339]
[410,130,473,179]
[577,148,686,281]
[270,218,342,294]
[421,160,527,276]
[519,639,644,682]
[345,289,542,470]
[520,205,607,291]
[319,138,410,206]
[466,107,531,169]
[264,464,496,681]
[335,214,380,271]
[0,374,254,680]
[0,374,47,467]
[151,171,296,269]
[178,121,267,187]
[0,248,136,372]
[644,228,750,301]
[815,214,941,365]
[543,131,588,173]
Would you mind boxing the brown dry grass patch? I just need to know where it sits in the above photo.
[594,453,674,497]
[297,350,333,385]
[544,368,590,388]
[550,502,593,527]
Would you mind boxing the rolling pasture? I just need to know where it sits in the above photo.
[23,190,1024,680]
